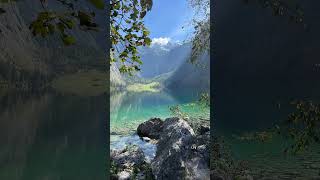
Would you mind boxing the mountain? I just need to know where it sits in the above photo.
[110,63,125,87]
[165,52,210,92]
[0,0,106,89]
[138,42,192,78]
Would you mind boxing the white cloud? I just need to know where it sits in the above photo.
[151,37,171,46]
[175,40,183,45]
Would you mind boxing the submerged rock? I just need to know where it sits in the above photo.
[110,145,153,180]
[137,118,164,139]
[151,117,210,180]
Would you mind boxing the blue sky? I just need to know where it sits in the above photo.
[143,0,195,44]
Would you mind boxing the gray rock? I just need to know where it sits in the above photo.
[137,118,164,139]
[111,146,145,169]
[118,171,131,180]
[151,117,210,180]
[111,145,151,180]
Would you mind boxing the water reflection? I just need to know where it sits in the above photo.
[110,89,210,161]
[110,90,183,135]
[0,91,106,180]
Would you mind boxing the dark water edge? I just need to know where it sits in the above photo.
[0,90,107,180]
[227,136,320,179]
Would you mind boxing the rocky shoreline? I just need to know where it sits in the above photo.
[110,117,210,180]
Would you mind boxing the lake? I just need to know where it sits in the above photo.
[110,89,210,160]
[0,91,107,180]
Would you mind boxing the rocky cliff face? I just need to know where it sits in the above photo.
[0,2,49,88]
[0,1,106,88]
[110,63,125,88]
[138,42,191,78]
[165,52,210,92]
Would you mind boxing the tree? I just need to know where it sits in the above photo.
[0,0,304,74]
[188,0,304,65]
[243,0,304,23]
[0,0,153,75]
[110,0,153,75]
[188,0,210,64]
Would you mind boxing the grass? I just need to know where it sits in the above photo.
[51,70,108,96]
[126,82,161,93]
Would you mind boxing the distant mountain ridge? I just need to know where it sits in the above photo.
[110,41,210,92]
[164,52,210,92]
[137,42,192,78]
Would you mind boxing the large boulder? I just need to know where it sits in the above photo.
[151,117,210,180]
[137,118,164,139]
[110,145,153,180]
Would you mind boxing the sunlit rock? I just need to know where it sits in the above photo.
[151,117,210,180]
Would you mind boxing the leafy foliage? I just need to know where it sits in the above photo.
[243,0,305,24]
[188,0,305,65]
[28,1,101,46]
[169,105,189,119]
[110,0,153,75]
[210,136,251,179]
[198,92,210,107]
[234,130,274,142]
[1,0,154,75]
[236,100,320,154]
[281,100,320,154]
[169,92,210,120]
[188,0,210,64]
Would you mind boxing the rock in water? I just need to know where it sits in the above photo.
[137,118,164,139]
[110,145,153,180]
[151,117,210,180]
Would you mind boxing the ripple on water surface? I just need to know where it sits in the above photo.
[110,134,157,162]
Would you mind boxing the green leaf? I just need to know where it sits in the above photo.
[140,11,146,18]
[64,19,75,29]
[113,1,120,10]
[143,30,149,36]
[89,0,105,9]
[62,35,76,46]
[144,37,151,46]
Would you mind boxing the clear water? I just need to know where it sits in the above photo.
[0,92,106,180]
[110,89,210,158]
[110,134,157,162]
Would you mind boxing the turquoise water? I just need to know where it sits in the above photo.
[110,90,210,158]
[110,90,209,134]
